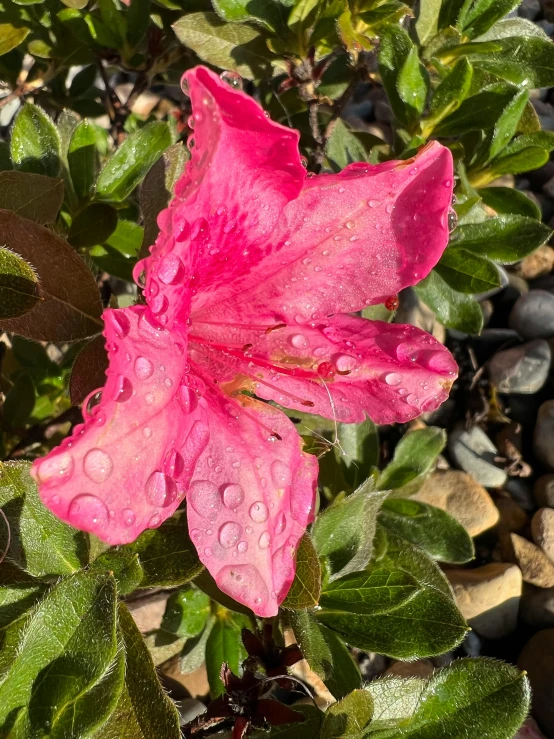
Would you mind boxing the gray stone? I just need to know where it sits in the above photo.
[177,698,207,726]
[395,288,445,343]
[506,478,536,513]
[519,629,554,737]
[414,470,499,536]
[509,290,554,340]
[534,400,554,469]
[534,474,554,508]
[532,508,554,564]
[448,424,508,488]
[488,339,551,394]
[447,563,522,639]
[521,583,554,627]
[519,0,541,19]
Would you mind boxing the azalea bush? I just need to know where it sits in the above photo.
[1,0,553,736]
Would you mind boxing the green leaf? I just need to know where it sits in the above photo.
[0,563,45,629]
[378,498,474,564]
[366,658,529,739]
[378,25,418,126]
[376,427,446,495]
[211,0,288,32]
[0,461,88,577]
[479,186,541,220]
[69,203,118,248]
[312,481,388,580]
[10,104,61,178]
[496,132,554,157]
[205,610,250,697]
[0,23,29,55]
[458,36,554,88]
[2,371,36,429]
[317,564,467,659]
[172,12,274,80]
[100,604,181,739]
[140,142,187,257]
[433,84,518,137]
[0,210,102,341]
[488,146,549,177]
[427,57,473,127]
[415,270,484,334]
[461,0,519,39]
[325,119,382,172]
[335,418,379,489]
[0,571,120,736]
[397,46,429,117]
[126,0,150,49]
[68,119,99,201]
[282,533,321,609]
[321,689,373,738]
[90,548,144,596]
[194,568,254,617]
[415,0,442,45]
[160,585,211,638]
[251,705,323,739]
[125,509,203,588]
[289,610,361,700]
[0,246,40,320]
[450,215,552,264]
[435,247,501,293]
[476,16,551,40]
[95,122,172,203]
[180,615,216,673]
[0,171,63,223]
[486,88,529,163]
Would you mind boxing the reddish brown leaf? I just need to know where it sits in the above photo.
[69,334,109,405]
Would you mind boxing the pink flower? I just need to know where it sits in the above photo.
[32,66,457,617]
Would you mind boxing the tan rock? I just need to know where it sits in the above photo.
[446,563,522,638]
[502,533,554,588]
[517,245,554,280]
[534,474,554,508]
[384,660,434,679]
[127,591,170,632]
[496,496,529,534]
[414,470,499,537]
[532,508,554,564]
[519,629,554,737]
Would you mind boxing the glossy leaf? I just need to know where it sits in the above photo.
[321,689,373,738]
[68,119,99,201]
[289,610,361,699]
[397,46,428,117]
[461,0,520,39]
[68,202,118,248]
[479,186,541,220]
[416,0,442,45]
[282,532,321,609]
[378,25,418,126]
[415,270,484,334]
[436,247,501,294]
[0,461,88,577]
[160,585,211,638]
[427,57,473,127]
[95,122,172,203]
[69,334,108,405]
[325,120,382,173]
[0,171,63,223]
[376,427,446,495]
[172,12,273,80]
[90,548,144,596]
[450,215,552,264]
[0,246,40,320]
[312,481,388,580]
[378,498,474,564]
[10,104,61,178]
[335,418,379,489]
[0,23,30,55]
[205,610,250,697]
[0,571,119,736]
[100,604,181,739]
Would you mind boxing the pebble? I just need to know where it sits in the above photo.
[517,245,554,280]
[501,533,554,588]
[534,400,554,469]
[394,288,446,343]
[177,698,207,726]
[446,563,522,639]
[505,478,536,513]
[518,0,541,19]
[532,508,554,564]
[462,630,481,657]
[496,496,529,534]
[127,592,171,633]
[521,583,554,627]
[534,474,554,508]
[509,290,554,340]
[414,470,499,536]
[384,660,434,679]
[488,339,551,394]
[519,629,554,737]
[448,424,508,488]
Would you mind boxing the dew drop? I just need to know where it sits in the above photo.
[164,448,184,478]
[123,509,136,527]
[220,70,243,89]
[258,531,271,550]
[219,521,242,549]
[275,512,286,535]
[158,254,184,285]
[249,501,269,523]
[289,333,309,350]
[151,294,169,316]
[134,356,154,380]
[69,494,109,529]
[385,372,402,386]
[113,375,133,403]
[271,460,291,488]
[179,385,198,414]
[191,528,202,540]
[237,540,248,554]
[108,311,130,339]
[222,483,244,509]
[332,353,358,373]
[189,480,222,520]
[145,471,178,507]
[83,448,114,483]
[368,200,379,208]
[145,393,154,405]
[149,514,162,528]
[317,361,335,379]
[448,209,458,232]
[36,452,74,486]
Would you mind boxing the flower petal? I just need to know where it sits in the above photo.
[141,65,306,327]
[185,381,317,617]
[189,314,457,425]
[32,306,208,545]
[194,141,454,324]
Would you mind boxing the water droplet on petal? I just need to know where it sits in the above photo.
[123,509,136,527]
[448,209,458,232]
[219,521,242,548]
[385,372,402,386]
[189,480,222,520]
[113,375,133,403]
[368,200,379,208]
[151,294,169,316]
[222,483,244,509]
[134,356,154,380]
[83,448,113,483]
[158,254,184,285]
[179,385,198,414]
[249,501,269,524]
[149,513,162,528]
[237,540,248,553]
[317,361,335,379]
[145,471,178,507]
[332,353,358,373]
[143,426,152,438]
[69,494,109,529]
[217,564,268,611]
[164,448,184,478]
[271,461,291,488]
[259,531,271,549]
[108,311,130,339]
[289,333,309,350]
[220,70,243,89]
[36,452,74,486]
[275,512,286,535]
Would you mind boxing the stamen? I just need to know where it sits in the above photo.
[264,323,287,334]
